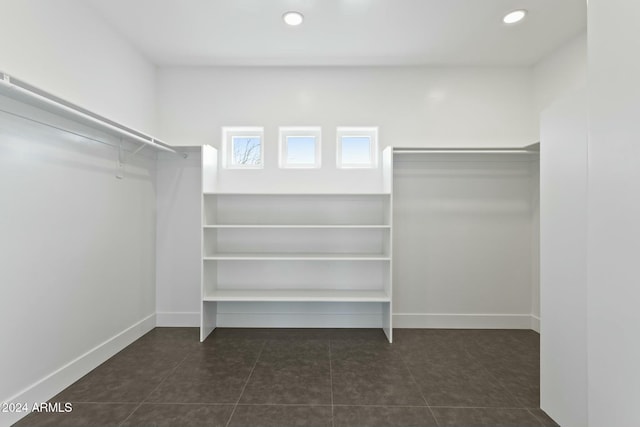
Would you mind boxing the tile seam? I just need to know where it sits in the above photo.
[117,352,191,427]
[224,339,267,427]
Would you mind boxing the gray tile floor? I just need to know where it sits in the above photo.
[14,328,559,427]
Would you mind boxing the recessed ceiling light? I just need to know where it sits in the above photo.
[283,11,304,26]
[503,9,527,24]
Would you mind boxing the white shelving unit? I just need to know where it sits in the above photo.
[200,145,393,342]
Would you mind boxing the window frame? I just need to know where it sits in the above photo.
[336,126,379,169]
[222,127,265,169]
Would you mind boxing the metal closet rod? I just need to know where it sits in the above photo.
[0,107,146,156]
[0,72,184,156]
[394,147,538,154]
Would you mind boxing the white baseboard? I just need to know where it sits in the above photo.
[531,314,541,333]
[217,312,382,328]
[1,314,155,427]
[156,311,200,327]
[393,313,535,329]
[155,311,539,331]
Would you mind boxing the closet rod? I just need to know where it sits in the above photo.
[0,72,183,156]
[394,148,538,154]
[0,107,150,155]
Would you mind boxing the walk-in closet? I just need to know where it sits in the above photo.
[3,1,639,427]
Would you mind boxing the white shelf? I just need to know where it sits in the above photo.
[203,252,390,261]
[203,192,391,196]
[203,289,390,303]
[200,145,394,343]
[203,224,391,229]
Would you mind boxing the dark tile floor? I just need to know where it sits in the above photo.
[13,328,559,427]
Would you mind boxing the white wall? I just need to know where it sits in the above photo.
[0,97,157,426]
[588,1,640,426]
[156,150,538,329]
[156,153,538,328]
[0,0,157,134]
[155,149,202,326]
[530,158,540,330]
[530,30,587,323]
[154,66,540,327]
[393,153,538,329]
[533,32,587,115]
[0,3,160,424]
[533,33,588,425]
[157,66,537,148]
[539,89,588,427]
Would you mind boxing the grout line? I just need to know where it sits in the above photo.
[73,401,232,406]
[113,399,146,424]
[332,404,439,408]
[117,352,191,427]
[329,339,335,427]
[224,340,266,427]
[235,403,333,407]
[61,401,144,405]
[429,405,543,410]
[71,401,543,409]
[397,351,440,427]
[527,408,553,427]
[68,401,544,409]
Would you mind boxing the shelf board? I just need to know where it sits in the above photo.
[203,289,391,303]
[203,224,390,229]
[203,192,391,196]
[203,252,391,261]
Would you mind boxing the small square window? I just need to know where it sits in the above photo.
[286,136,316,165]
[341,136,372,165]
[279,127,321,168]
[337,127,378,168]
[222,127,264,169]
[232,136,262,166]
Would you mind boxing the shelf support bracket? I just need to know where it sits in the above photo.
[116,139,147,179]
[116,139,125,179]
[125,142,147,161]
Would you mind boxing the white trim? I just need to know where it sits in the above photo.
[156,311,200,327]
[217,312,383,328]
[531,314,541,333]
[216,312,536,330]
[1,314,155,426]
[155,311,538,331]
[393,313,535,329]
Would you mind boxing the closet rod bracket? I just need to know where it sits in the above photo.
[116,139,126,179]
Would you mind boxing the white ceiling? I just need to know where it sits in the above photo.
[87,0,586,67]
